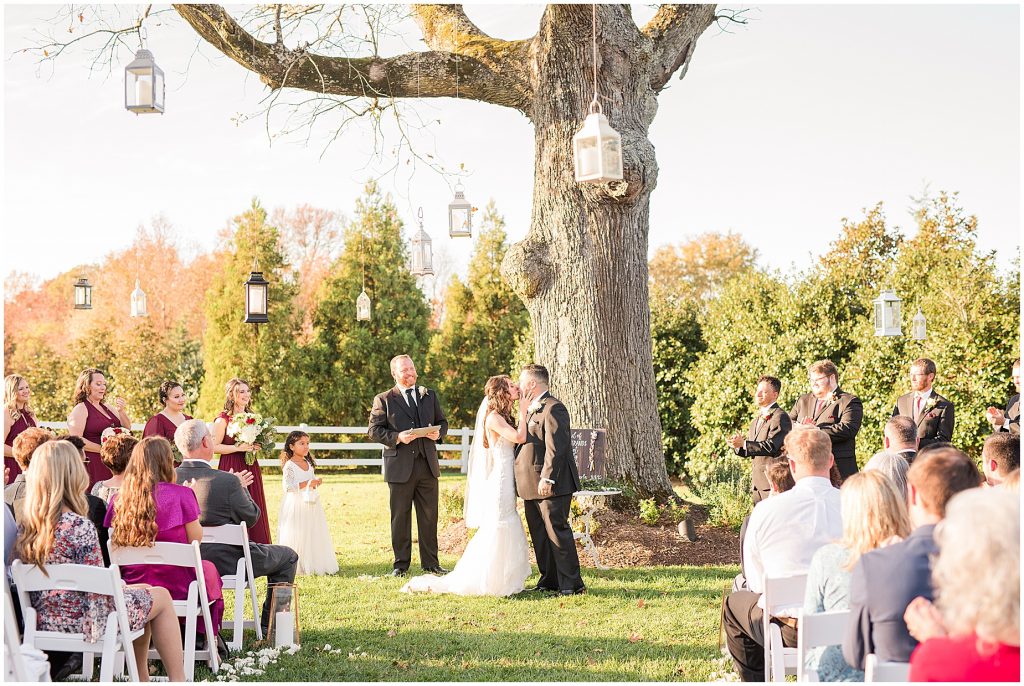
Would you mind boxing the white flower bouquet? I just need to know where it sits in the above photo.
[226,412,277,465]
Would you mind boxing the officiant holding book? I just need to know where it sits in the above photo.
[368,354,449,577]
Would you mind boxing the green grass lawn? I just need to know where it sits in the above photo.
[200,471,738,682]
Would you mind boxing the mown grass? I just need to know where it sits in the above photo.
[195,471,737,681]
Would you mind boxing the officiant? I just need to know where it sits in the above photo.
[368,354,449,577]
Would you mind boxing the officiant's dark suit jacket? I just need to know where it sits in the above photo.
[789,388,863,477]
[368,387,448,483]
[514,394,581,501]
[1003,393,1020,435]
[733,403,791,501]
[891,391,955,450]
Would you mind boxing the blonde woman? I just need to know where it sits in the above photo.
[906,488,1019,681]
[14,440,185,681]
[210,378,270,544]
[802,471,911,681]
[3,374,37,485]
[66,368,131,488]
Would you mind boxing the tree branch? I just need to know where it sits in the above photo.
[643,4,718,91]
[170,4,531,111]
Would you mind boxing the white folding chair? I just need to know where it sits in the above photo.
[796,609,851,681]
[865,653,910,682]
[107,540,220,680]
[11,561,143,682]
[5,583,50,682]
[201,522,262,651]
[762,572,808,682]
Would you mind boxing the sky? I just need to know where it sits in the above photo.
[2,2,1020,288]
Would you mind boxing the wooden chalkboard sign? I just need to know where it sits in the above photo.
[572,428,607,477]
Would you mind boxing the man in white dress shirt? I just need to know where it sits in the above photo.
[722,426,843,682]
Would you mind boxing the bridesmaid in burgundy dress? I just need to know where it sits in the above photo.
[143,381,192,463]
[3,374,37,485]
[211,378,272,544]
[66,368,132,489]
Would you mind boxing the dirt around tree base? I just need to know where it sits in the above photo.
[438,504,740,568]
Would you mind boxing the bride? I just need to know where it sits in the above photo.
[401,374,531,596]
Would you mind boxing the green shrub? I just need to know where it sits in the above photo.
[439,484,465,522]
[695,477,751,531]
[638,498,660,526]
[666,499,690,525]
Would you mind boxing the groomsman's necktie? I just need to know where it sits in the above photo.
[813,398,821,417]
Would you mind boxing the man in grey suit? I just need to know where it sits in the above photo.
[891,358,955,451]
[789,359,863,480]
[173,419,298,635]
[843,447,981,670]
[729,375,792,505]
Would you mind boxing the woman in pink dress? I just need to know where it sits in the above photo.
[66,368,132,489]
[105,436,225,649]
[143,381,193,463]
[211,378,271,544]
[3,374,37,485]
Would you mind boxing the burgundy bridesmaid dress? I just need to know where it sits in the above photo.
[82,401,122,488]
[143,413,192,463]
[4,411,37,485]
[215,411,272,544]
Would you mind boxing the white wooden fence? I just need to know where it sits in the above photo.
[38,422,474,472]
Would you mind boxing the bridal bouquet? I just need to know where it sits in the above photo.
[226,412,278,465]
[100,426,131,444]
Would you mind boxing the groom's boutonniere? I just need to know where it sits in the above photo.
[825,390,839,406]
[417,386,428,399]
[528,399,544,415]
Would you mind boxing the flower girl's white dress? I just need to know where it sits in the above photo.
[278,460,339,575]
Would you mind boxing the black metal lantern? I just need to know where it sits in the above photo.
[124,48,165,114]
[73,276,93,310]
[244,259,269,324]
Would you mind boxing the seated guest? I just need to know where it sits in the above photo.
[864,450,910,500]
[90,432,137,503]
[883,416,919,465]
[173,419,297,635]
[4,427,52,522]
[14,440,185,682]
[105,437,225,654]
[981,432,1020,488]
[737,457,796,589]
[905,488,1019,682]
[803,471,910,681]
[722,427,842,682]
[59,435,111,567]
[843,447,981,670]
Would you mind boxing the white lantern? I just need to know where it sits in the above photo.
[130,278,148,317]
[873,288,902,337]
[572,107,623,183]
[356,289,372,321]
[244,260,270,324]
[124,49,165,114]
[448,183,473,238]
[410,208,434,276]
[73,276,93,310]
[912,308,927,341]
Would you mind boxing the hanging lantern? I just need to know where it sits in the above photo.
[244,259,270,324]
[573,107,623,183]
[448,183,473,238]
[124,48,165,114]
[912,308,927,341]
[872,288,902,337]
[73,276,93,310]
[356,289,372,321]
[130,278,148,317]
[410,208,434,276]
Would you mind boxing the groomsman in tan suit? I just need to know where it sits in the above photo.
[986,358,1020,435]
[728,375,792,505]
[891,358,955,451]
[789,359,863,479]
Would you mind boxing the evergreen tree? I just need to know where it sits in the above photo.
[426,202,530,427]
[196,199,301,422]
[303,182,432,426]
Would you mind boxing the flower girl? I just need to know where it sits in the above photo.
[278,430,338,575]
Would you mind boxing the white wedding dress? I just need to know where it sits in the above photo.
[401,425,531,597]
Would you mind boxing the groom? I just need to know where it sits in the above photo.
[514,364,585,595]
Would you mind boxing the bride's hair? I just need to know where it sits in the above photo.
[483,375,515,448]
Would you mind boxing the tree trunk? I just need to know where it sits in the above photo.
[502,5,674,497]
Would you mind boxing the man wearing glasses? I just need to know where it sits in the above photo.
[789,359,863,479]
